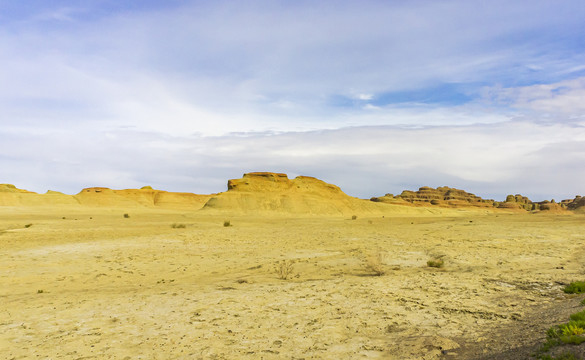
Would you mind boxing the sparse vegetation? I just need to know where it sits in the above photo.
[364,252,386,276]
[427,258,444,268]
[24,223,33,228]
[351,215,357,220]
[223,220,231,227]
[274,259,295,280]
[538,299,585,359]
[564,281,585,294]
[171,223,187,229]
[37,289,44,294]
[123,213,130,218]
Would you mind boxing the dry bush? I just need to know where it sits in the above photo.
[223,220,231,227]
[364,252,386,276]
[274,260,295,280]
[171,223,186,229]
[427,258,445,268]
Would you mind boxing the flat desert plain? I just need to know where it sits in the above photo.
[1,207,585,359]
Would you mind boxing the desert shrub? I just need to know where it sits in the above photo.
[570,310,585,322]
[24,224,33,228]
[364,253,385,276]
[351,215,357,220]
[223,220,231,227]
[564,281,585,294]
[123,213,130,218]
[171,223,186,229]
[560,323,585,336]
[274,260,295,280]
[37,289,44,294]
[427,258,444,268]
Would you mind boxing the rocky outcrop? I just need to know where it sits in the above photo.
[371,186,495,208]
[1,176,583,214]
[0,184,79,206]
[74,187,212,209]
[564,196,585,212]
[0,184,211,209]
[202,172,437,215]
[497,194,534,211]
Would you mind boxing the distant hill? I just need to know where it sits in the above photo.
[1,176,583,214]
[371,186,585,213]
[201,172,437,216]
[371,186,495,209]
[0,183,211,209]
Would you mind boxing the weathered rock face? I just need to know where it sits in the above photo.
[202,172,434,215]
[563,196,585,212]
[498,194,534,211]
[372,186,495,208]
[1,176,583,214]
[0,184,211,209]
[74,187,212,209]
[0,184,79,206]
[0,184,34,193]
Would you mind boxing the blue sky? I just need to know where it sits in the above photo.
[1,1,585,201]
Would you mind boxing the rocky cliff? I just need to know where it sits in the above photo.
[371,186,495,208]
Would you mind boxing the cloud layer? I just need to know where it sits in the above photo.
[2,1,585,201]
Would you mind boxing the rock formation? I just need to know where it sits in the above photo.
[371,186,495,208]
[202,172,435,215]
[0,183,211,209]
[1,177,583,214]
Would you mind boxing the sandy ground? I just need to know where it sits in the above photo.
[1,207,585,359]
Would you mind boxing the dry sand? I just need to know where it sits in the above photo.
[1,206,585,359]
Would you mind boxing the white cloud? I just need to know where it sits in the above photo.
[483,77,585,116]
[2,1,585,202]
[2,1,585,135]
[356,94,373,101]
[2,121,584,202]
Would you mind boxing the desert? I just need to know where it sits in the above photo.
[1,173,584,359]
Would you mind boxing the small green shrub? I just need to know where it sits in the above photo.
[570,310,585,322]
[564,281,585,294]
[171,223,186,229]
[223,220,231,227]
[123,213,130,218]
[427,258,444,268]
[560,323,585,336]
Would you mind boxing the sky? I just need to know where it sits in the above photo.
[1,0,585,201]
